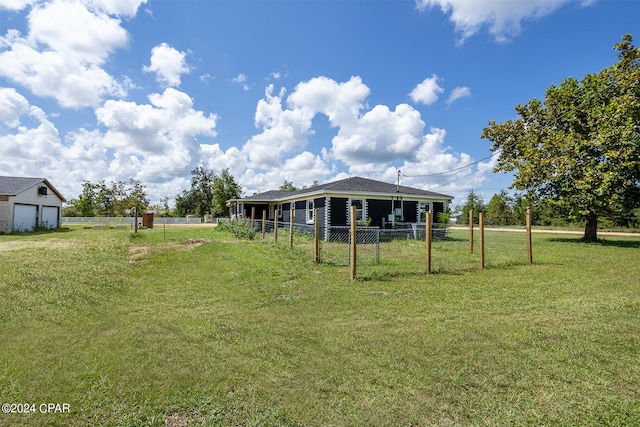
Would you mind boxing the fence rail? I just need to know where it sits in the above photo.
[62,216,203,225]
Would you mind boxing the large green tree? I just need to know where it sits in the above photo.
[485,190,513,226]
[175,167,242,218]
[459,191,485,225]
[279,180,298,192]
[67,181,99,216]
[67,179,148,217]
[212,168,242,217]
[482,35,640,241]
[174,167,216,217]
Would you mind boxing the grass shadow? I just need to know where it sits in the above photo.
[4,227,72,236]
[548,237,640,249]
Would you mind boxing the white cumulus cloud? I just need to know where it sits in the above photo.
[95,88,218,180]
[331,103,425,165]
[0,87,30,127]
[237,75,484,196]
[0,90,108,196]
[0,0,142,108]
[89,0,148,17]
[0,0,37,11]
[416,0,594,42]
[242,84,315,169]
[143,43,191,87]
[409,75,444,105]
[447,86,471,104]
[232,73,250,91]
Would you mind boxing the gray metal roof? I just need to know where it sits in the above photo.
[0,176,66,201]
[238,176,452,202]
[241,189,295,202]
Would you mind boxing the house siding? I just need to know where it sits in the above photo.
[313,197,325,231]
[0,200,9,233]
[293,200,307,225]
[433,202,445,217]
[330,197,348,226]
[0,181,64,232]
[403,201,418,222]
[367,199,392,227]
[282,202,291,222]
[243,203,269,220]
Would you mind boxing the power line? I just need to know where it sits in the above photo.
[400,150,502,178]
[426,161,496,191]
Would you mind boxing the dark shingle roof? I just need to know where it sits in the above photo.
[240,176,452,202]
[0,176,66,201]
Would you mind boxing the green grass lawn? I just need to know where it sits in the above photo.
[0,226,638,426]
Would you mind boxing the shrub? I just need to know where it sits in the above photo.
[437,212,450,224]
[216,219,257,240]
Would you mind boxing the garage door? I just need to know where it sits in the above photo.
[13,204,37,231]
[42,206,59,228]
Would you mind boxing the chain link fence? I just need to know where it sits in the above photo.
[322,224,448,266]
[253,220,448,267]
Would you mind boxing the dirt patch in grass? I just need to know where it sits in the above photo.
[128,245,150,264]
[129,238,211,264]
[165,412,204,427]
[0,238,75,252]
[162,238,210,251]
[181,238,210,246]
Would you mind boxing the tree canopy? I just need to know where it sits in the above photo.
[279,180,299,192]
[174,166,216,218]
[482,35,640,241]
[175,167,242,218]
[65,179,149,217]
[212,169,243,217]
[459,191,485,225]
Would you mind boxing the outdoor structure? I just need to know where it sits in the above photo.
[227,176,453,239]
[0,176,66,233]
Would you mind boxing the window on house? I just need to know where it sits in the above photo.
[306,200,314,223]
[350,199,365,223]
[419,202,432,222]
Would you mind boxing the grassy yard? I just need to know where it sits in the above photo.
[0,226,638,426]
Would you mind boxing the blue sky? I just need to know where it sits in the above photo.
[1,0,638,207]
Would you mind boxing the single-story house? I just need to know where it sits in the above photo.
[0,176,66,233]
[449,212,463,224]
[227,176,453,237]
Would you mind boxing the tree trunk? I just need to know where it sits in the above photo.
[583,211,598,242]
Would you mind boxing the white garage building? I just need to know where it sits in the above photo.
[0,176,66,233]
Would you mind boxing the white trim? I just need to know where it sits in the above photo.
[306,199,314,224]
[324,196,330,241]
[349,198,367,224]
